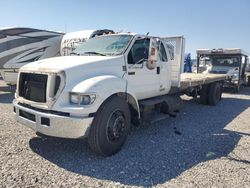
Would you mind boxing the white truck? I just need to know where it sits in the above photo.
[197,48,249,92]
[13,33,230,156]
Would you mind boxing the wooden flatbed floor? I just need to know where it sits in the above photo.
[180,73,231,90]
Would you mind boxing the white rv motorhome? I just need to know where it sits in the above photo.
[60,29,114,56]
[0,28,114,85]
[0,27,64,85]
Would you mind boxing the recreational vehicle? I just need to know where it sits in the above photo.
[0,27,64,85]
[0,28,114,85]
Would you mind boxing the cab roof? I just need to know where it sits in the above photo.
[197,48,249,56]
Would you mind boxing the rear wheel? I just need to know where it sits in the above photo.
[247,76,250,87]
[199,84,209,105]
[233,84,240,93]
[88,96,131,156]
[208,82,222,105]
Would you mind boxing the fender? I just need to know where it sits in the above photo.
[71,75,126,98]
[71,75,140,118]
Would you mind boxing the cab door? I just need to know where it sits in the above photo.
[157,41,172,95]
[124,37,160,100]
[160,36,185,88]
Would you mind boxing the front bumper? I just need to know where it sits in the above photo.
[223,79,239,88]
[13,100,93,138]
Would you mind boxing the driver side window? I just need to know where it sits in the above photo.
[159,42,168,62]
[128,38,150,64]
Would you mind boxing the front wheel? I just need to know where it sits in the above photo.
[88,96,131,156]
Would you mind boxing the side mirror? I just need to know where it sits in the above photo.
[146,46,158,70]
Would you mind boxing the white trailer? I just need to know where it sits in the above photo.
[13,33,230,156]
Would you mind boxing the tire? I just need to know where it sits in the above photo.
[233,84,240,93]
[88,96,131,156]
[208,83,222,106]
[247,76,250,87]
[199,84,208,105]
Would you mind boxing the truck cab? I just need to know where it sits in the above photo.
[197,48,249,91]
[13,33,185,155]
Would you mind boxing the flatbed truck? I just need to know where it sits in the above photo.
[197,48,249,92]
[13,33,231,156]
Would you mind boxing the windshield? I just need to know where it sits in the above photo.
[73,35,133,56]
[200,56,240,67]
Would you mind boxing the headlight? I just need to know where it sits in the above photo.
[69,93,96,105]
[232,73,239,80]
[81,95,96,105]
[70,93,79,104]
[232,80,239,84]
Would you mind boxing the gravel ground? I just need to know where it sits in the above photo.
[0,78,249,187]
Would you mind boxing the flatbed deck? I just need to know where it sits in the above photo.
[180,73,231,90]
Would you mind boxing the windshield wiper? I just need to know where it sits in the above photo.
[82,51,106,56]
[69,52,80,56]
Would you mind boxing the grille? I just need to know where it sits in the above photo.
[54,75,61,96]
[210,70,227,74]
[19,73,48,102]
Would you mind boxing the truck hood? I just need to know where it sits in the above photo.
[208,66,239,75]
[20,55,122,73]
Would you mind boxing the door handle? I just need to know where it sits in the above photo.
[157,67,160,74]
[128,72,135,75]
